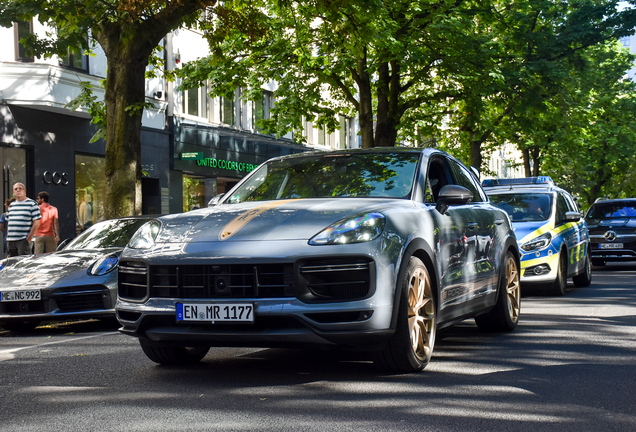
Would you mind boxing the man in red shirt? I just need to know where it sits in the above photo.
[34,191,60,253]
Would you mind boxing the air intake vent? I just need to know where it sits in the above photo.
[298,259,373,302]
[118,261,149,301]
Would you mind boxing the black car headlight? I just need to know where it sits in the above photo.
[128,220,162,249]
[309,213,386,245]
[88,254,119,276]
[520,232,552,252]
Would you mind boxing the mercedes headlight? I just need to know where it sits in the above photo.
[129,220,162,249]
[520,232,552,252]
[309,213,386,245]
[88,254,119,276]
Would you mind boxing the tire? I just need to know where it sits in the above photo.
[140,340,210,365]
[572,254,592,287]
[373,257,436,373]
[475,251,520,332]
[0,320,40,332]
[591,259,606,267]
[551,250,568,296]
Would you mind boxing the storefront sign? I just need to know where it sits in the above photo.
[181,152,204,160]
[42,171,69,186]
[197,157,258,173]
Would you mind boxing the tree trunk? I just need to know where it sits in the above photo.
[374,61,400,147]
[356,54,375,149]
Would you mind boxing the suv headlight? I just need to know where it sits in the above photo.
[129,220,162,249]
[520,232,552,252]
[309,213,385,245]
[88,254,119,276]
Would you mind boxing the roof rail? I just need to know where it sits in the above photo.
[482,176,554,187]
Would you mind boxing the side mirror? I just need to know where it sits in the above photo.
[565,211,581,222]
[436,185,473,215]
[208,193,225,207]
[56,238,70,251]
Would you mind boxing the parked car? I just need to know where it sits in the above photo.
[483,176,591,295]
[585,198,636,266]
[0,216,153,332]
[116,148,520,373]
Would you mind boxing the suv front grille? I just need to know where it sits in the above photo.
[119,261,149,301]
[149,264,294,299]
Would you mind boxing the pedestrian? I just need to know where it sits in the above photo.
[0,197,16,256]
[34,191,60,253]
[6,183,41,256]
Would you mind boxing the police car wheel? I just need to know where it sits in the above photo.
[572,255,592,287]
[552,250,568,296]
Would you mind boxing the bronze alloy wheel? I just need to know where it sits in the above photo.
[505,254,521,324]
[408,265,435,362]
[475,250,521,332]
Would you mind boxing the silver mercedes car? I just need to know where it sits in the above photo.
[116,148,520,373]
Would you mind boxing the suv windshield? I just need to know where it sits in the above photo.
[225,152,420,203]
[489,193,553,222]
[587,202,636,219]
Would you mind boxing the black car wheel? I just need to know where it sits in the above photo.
[475,250,520,332]
[140,340,210,365]
[551,250,568,296]
[572,254,592,287]
[0,320,40,332]
[374,257,436,373]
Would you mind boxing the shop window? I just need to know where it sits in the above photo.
[75,154,106,234]
[14,20,34,62]
[60,46,89,71]
[183,176,217,212]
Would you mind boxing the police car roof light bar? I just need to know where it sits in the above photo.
[482,176,554,188]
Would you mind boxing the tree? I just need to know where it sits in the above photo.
[179,0,491,149]
[540,42,636,207]
[415,0,636,170]
[0,0,216,218]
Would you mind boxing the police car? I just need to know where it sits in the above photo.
[483,177,591,295]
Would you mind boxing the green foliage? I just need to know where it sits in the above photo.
[65,81,106,143]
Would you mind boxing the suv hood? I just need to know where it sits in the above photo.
[155,198,406,243]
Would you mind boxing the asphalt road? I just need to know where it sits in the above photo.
[1,264,635,432]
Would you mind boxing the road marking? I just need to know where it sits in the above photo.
[0,331,118,361]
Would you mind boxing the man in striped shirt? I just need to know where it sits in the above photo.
[6,183,41,256]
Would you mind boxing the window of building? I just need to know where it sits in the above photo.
[221,95,235,126]
[182,87,208,118]
[59,46,89,71]
[75,154,106,233]
[254,91,272,133]
[14,20,34,62]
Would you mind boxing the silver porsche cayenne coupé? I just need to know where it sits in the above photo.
[116,148,521,373]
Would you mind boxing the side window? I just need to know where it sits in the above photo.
[564,193,578,213]
[450,160,483,203]
[556,193,568,225]
[425,157,455,203]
